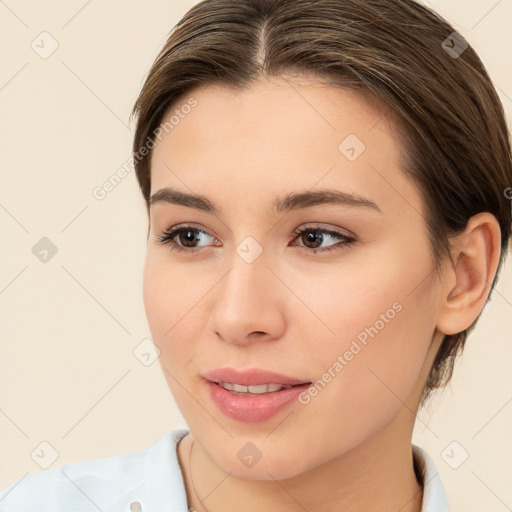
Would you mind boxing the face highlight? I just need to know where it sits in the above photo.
[143,76,444,480]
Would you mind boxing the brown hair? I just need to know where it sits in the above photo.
[130,0,512,407]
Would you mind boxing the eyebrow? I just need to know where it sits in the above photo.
[149,187,382,215]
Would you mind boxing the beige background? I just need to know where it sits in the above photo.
[0,1,511,510]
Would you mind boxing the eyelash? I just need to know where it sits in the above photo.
[156,224,357,254]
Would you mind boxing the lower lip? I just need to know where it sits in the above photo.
[205,380,311,423]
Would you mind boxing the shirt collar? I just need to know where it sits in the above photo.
[413,444,451,512]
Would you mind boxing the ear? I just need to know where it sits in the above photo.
[436,212,502,335]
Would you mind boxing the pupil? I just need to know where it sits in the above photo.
[305,230,322,248]
[182,230,198,246]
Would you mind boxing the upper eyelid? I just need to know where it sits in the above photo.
[157,223,215,238]
[156,224,218,246]
[294,224,356,239]
[160,223,352,236]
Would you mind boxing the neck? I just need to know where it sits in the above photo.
[178,405,424,512]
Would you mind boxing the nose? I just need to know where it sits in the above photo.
[210,246,286,346]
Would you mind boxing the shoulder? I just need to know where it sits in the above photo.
[0,428,190,512]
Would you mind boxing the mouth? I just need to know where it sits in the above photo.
[202,367,312,423]
[202,367,311,387]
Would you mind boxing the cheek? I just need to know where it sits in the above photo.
[142,251,214,378]
[143,252,204,341]
[143,255,194,392]
[143,254,175,343]
[295,244,437,417]
[142,254,203,412]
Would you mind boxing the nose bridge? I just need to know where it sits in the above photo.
[223,230,268,290]
[211,238,285,343]
[222,241,269,314]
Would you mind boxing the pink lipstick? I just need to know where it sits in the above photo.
[202,367,311,423]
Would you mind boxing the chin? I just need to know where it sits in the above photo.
[206,440,315,482]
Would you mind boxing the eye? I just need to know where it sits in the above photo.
[156,224,357,254]
[157,224,219,253]
[291,225,357,253]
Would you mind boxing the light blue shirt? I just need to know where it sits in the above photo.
[0,428,450,511]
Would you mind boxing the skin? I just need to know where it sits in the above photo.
[143,75,501,512]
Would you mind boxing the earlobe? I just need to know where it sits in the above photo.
[436,213,501,336]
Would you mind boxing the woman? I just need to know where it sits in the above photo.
[1,0,510,510]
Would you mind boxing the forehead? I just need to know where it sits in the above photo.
[150,76,422,219]
[156,75,397,146]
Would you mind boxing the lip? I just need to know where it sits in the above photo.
[202,367,311,423]
[202,367,310,386]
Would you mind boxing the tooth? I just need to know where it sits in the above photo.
[263,384,284,392]
[247,384,270,393]
[218,382,297,393]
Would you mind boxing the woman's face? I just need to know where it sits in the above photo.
[144,76,444,479]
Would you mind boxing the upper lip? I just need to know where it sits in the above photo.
[202,367,311,386]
